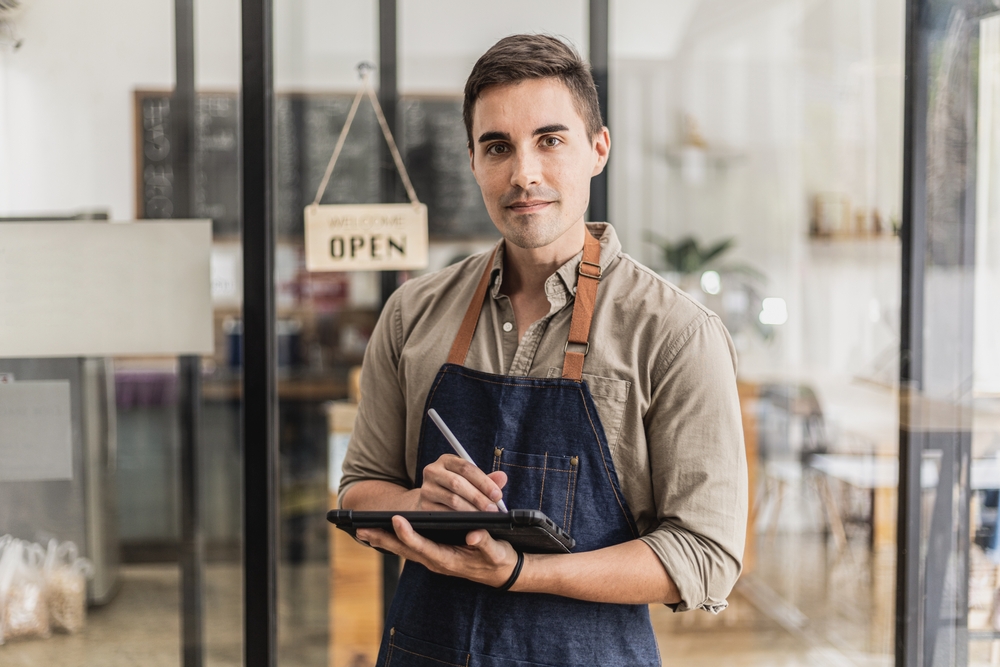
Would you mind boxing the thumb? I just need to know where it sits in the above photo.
[487,470,508,489]
[465,529,491,548]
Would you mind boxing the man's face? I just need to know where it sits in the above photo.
[469,77,610,250]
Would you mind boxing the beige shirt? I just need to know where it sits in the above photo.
[340,223,747,613]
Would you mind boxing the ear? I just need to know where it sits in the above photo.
[591,126,611,177]
[469,146,485,189]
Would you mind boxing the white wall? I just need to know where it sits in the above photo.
[0,0,175,219]
[976,14,1000,395]
[609,0,905,379]
[0,0,246,220]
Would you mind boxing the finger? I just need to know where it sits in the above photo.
[357,528,405,555]
[487,470,508,490]
[356,528,390,542]
[465,528,490,547]
[425,464,500,511]
[420,479,483,511]
[440,456,505,505]
[465,530,514,575]
[391,516,454,563]
[464,529,504,559]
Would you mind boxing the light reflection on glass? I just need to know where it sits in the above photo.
[759,297,788,325]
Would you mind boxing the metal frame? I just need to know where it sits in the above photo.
[241,0,278,666]
[897,1,986,665]
[377,0,403,617]
[378,0,401,309]
[588,0,609,222]
[896,0,929,663]
[178,355,204,667]
[171,2,205,665]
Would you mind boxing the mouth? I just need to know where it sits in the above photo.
[506,200,552,214]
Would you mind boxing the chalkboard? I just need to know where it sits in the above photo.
[399,97,494,237]
[135,91,495,239]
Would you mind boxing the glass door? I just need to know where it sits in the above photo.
[241,1,1000,666]
[0,2,243,666]
[897,1,1000,665]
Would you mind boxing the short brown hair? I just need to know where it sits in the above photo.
[463,34,603,147]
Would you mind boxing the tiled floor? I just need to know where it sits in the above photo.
[0,533,948,666]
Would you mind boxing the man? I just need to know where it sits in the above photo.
[340,34,747,666]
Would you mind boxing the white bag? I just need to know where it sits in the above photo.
[43,539,92,634]
[0,538,50,643]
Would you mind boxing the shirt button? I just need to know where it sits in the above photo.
[502,322,513,333]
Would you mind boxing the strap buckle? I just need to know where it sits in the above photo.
[564,340,590,356]
[578,260,602,280]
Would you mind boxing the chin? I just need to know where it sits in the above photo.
[501,226,563,250]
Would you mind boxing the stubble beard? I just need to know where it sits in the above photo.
[499,211,570,250]
[494,186,569,250]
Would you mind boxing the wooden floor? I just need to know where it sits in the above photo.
[329,512,381,667]
[3,533,997,666]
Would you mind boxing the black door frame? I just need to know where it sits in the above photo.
[897,1,991,666]
[241,0,278,666]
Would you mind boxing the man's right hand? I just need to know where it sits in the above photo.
[416,454,508,512]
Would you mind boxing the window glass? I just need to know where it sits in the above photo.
[0,2,243,665]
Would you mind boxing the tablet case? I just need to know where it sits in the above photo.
[327,509,576,554]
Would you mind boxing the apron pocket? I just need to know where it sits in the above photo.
[491,449,579,534]
[385,628,470,667]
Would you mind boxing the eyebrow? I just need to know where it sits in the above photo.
[476,124,571,144]
[533,124,569,136]
[477,130,510,143]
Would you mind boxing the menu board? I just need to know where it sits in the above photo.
[135,91,495,239]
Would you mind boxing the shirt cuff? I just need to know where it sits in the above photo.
[639,529,732,614]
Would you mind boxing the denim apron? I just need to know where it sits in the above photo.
[376,232,661,667]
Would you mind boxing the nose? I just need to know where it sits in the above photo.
[509,149,542,190]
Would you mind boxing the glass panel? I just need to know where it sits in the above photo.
[264,2,1000,666]
[273,3,588,666]
[0,2,242,665]
[272,3,379,666]
[612,0,903,663]
[903,2,1000,665]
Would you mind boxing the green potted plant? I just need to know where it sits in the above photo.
[646,233,773,340]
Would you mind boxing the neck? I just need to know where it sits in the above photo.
[502,221,588,297]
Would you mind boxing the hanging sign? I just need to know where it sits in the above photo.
[305,203,428,271]
[305,64,429,273]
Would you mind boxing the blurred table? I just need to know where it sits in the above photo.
[810,453,1000,551]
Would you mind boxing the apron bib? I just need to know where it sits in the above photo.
[377,232,660,667]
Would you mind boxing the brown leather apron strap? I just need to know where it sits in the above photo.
[447,246,499,366]
[562,231,602,381]
[446,231,603,380]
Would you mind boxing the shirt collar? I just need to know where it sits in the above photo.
[489,222,621,300]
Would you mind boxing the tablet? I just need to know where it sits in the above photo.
[327,509,576,554]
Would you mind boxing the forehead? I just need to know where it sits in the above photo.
[471,78,587,136]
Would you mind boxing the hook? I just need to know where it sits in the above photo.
[356,61,376,80]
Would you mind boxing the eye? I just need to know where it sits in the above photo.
[542,136,562,147]
[486,143,509,156]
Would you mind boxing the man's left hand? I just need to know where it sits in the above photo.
[357,516,520,589]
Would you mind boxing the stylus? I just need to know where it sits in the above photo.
[427,408,508,512]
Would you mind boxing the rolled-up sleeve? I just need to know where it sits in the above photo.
[338,288,412,504]
[638,314,747,612]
